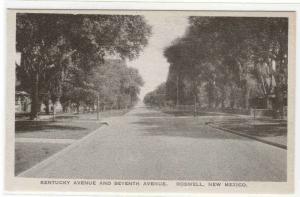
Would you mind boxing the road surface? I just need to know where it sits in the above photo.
[20,103,287,181]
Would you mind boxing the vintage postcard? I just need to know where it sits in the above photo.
[5,9,295,194]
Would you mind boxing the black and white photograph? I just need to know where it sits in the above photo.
[5,10,295,194]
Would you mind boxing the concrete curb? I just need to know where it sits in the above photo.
[206,123,287,150]
[18,123,109,177]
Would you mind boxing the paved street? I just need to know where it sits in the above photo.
[20,103,287,181]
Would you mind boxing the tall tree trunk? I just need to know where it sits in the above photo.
[30,73,40,120]
[274,84,285,119]
[244,87,250,109]
[243,80,250,109]
[273,57,286,119]
[45,99,50,115]
[176,75,179,106]
[76,103,80,113]
[193,79,199,117]
[230,86,236,109]
[221,87,226,109]
[207,82,214,109]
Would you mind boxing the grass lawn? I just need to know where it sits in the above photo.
[15,120,104,139]
[15,142,69,175]
[215,119,287,137]
[15,109,129,175]
[210,118,287,147]
[160,108,287,146]
[227,124,287,137]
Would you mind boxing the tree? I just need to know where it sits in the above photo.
[81,59,145,111]
[163,16,288,116]
[16,13,151,119]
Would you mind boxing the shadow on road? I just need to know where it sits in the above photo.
[162,110,231,117]
[129,111,170,118]
[130,117,250,140]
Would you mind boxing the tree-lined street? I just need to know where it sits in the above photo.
[20,103,286,181]
[14,13,288,183]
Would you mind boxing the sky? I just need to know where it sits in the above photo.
[127,14,189,99]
